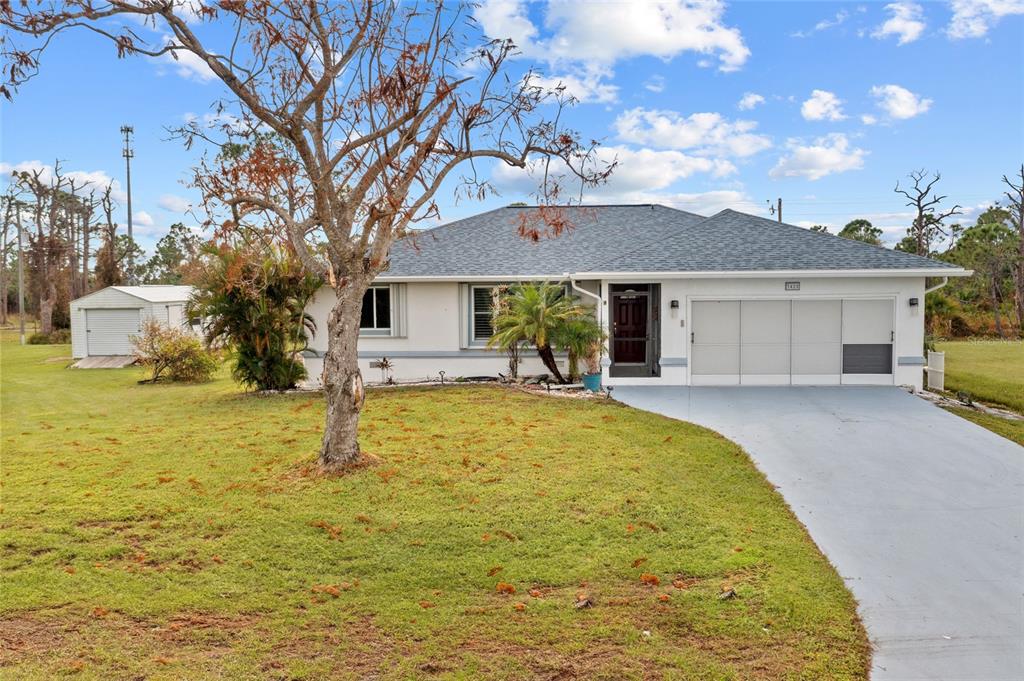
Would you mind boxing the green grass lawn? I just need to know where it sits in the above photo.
[1,341,868,680]
[944,407,1024,447]
[936,340,1024,413]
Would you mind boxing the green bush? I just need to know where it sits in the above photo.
[187,244,320,391]
[131,319,218,383]
[27,329,71,345]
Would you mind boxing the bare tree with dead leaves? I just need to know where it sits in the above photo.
[1,1,612,470]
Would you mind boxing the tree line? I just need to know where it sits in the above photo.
[0,163,202,336]
[811,167,1024,338]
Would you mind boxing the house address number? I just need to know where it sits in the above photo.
[784,281,801,291]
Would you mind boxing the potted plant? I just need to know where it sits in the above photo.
[581,340,603,392]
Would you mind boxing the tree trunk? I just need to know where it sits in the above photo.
[318,282,369,471]
[537,344,566,383]
[992,279,1004,338]
[39,287,54,336]
[1014,261,1024,338]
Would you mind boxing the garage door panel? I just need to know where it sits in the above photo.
[741,344,790,375]
[691,344,739,376]
[842,300,893,344]
[793,300,841,343]
[692,301,739,344]
[791,342,841,376]
[741,300,790,344]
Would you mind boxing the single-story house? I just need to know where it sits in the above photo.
[71,285,195,358]
[303,205,969,389]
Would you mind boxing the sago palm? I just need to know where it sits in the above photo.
[488,282,583,383]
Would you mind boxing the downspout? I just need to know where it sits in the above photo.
[564,272,602,326]
[924,277,949,294]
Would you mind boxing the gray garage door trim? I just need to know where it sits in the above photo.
[85,308,142,356]
[689,297,895,386]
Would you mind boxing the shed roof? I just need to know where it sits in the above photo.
[381,205,961,279]
[74,285,194,305]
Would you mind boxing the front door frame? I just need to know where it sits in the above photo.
[609,283,660,378]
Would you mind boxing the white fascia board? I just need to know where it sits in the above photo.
[373,268,972,283]
[572,268,972,279]
[373,274,570,282]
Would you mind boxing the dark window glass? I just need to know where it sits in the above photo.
[360,287,392,330]
[375,287,391,328]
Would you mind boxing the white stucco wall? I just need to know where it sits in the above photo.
[598,275,927,389]
[303,276,929,389]
[303,282,571,385]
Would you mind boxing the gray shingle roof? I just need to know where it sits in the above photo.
[382,205,959,278]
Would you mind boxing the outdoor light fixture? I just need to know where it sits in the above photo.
[670,300,679,309]
[909,298,919,307]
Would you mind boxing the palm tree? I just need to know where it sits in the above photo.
[552,315,605,382]
[488,282,584,383]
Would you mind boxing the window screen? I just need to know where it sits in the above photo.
[472,286,495,341]
[842,344,892,374]
[360,287,391,330]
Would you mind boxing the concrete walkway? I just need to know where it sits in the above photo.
[613,386,1023,680]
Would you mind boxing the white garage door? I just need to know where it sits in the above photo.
[86,308,142,356]
[691,299,893,386]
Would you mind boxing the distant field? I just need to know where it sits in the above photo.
[936,340,1024,413]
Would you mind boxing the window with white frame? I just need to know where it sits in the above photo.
[360,286,391,334]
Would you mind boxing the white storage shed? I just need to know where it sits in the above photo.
[70,285,195,358]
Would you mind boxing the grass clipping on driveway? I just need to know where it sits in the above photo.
[1,343,869,680]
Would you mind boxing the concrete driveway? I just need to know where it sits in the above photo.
[613,386,1023,680]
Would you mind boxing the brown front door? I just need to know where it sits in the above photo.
[613,294,648,364]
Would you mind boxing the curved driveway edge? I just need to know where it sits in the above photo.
[613,386,1024,680]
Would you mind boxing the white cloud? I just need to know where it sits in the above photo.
[492,144,737,200]
[614,108,771,158]
[156,35,216,82]
[870,84,932,119]
[872,2,927,45]
[737,92,765,110]
[948,0,1024,38]
[475,0,749,104]
[792,9,849,37]
[158,194,192,213]
[643,75,666,93]
[525,67,618,104]
[861,114,878,125]
[0,160,126,202]
[801,89,846,121]
[769,134,867,181]
[133,210,155,227]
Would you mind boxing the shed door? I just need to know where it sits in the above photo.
[86,308,141,356]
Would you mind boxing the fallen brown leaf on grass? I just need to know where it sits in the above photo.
[513,602,526,611]
[631,557,648,568]
[495,582,516,595]
[92,607,108,617]
[528,589,542,598]
[63,566,76,574]
[658,594,671,602]
[639,573,660,586]
[153,656,173,665]
[419,600,435,609]
[211,555,224,564]
[487,566,503,576]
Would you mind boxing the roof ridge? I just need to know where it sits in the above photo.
[723,209,954,268]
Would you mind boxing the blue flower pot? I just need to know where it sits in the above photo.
[582,372,602,392]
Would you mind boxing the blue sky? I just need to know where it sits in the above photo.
[2,1,1022,253]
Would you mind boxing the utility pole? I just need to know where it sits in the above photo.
[120,124,135,285]
[767,198,783,223]
[15,200,25,345]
